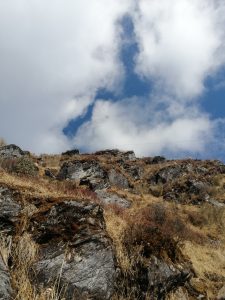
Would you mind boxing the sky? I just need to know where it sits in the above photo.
[0,0,225,160]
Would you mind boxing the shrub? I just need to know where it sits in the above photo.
[0,157,38,176]
[123,203,198,261]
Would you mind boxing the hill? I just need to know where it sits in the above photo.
[0,144,225,300]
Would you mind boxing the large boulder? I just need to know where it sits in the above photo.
[108,169,129,189]
[147,256,191,298]
[150,165,182,184]
[122,163,143,181]
[0,187,21,234]
[0,144,25,159]
[29,200,116,300]
[57,160,109,190]
[0,257,12,300]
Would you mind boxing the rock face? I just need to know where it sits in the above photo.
[147,256,190,298]
[0,186,20,299]
[29,200,116,300]
[150,165,182,184]
[57,161,131,190]
[122,163,143,181]
[57,160,108,190]
[0,144,25,158]
[108,169,129,189]
[0,257,12,300]
[0,187,21,234]
[62,149,80,156]
[96,190,131,208]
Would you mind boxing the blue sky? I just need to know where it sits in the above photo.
[0,1,225,160]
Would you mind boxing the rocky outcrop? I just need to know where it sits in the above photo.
[149,160,225,204]
[147,256,191,298]
[0,257,12,300]
[62,149,80,156]
[108,169,129,189]
[57,161,130,190]
[150,165,183,185]
[57,160,109,190]
[96,190,131,208]
[95,149,135,161]
[0,186,21,299]
[0,144,25,159]
[144,156,166,165]
[0,187,21,234]
[122,163,143,180]
[29,200,116,300]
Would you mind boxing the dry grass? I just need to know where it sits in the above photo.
[1,151,225,299]
[183,241,225,298]
[0,138,6,147]
[0,169,98,204]
[10,233,68,300]
[11,233,38,300]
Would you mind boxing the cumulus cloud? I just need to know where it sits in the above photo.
[74,98,213,156]
[1,0,225,157]
[74,0,225,157]
[0,0,130,152]
[133,0,225,99]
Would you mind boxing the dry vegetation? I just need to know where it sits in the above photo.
[0,149,225,299]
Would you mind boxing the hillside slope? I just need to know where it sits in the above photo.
[0,144,225,300]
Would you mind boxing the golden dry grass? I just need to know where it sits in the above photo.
[183,241,225,298]
[1,152,225,299]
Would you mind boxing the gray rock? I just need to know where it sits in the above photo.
[186,180,208,194]
[108,169,129,189]
[148,256,191,298]
[57,160,105,180]
[95,149,121,156]
[35,241,115,300]
[95,149,135,161]
[144,156,166,165]
[206,198,225,207]
[57,160,108,190]
[0,257,12,300]
[122,151,136,161]
[0,144,25,158]
[150,165,182,184]
[30,200,116,299]
[96,190,131,208]
[0,187,21,234]
[122,164,143,180]
[62,149,79,156]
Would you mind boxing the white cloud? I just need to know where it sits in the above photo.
[133,0,225,99]
[74,98,213,156]
[1,0,225,157]
[0,0,130,152]
[73,0,225,157]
